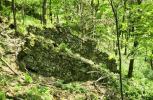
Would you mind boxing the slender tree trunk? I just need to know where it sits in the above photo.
[116,11,124,100]
[49,0,52,23]
[144,47,147,61]
[91,0,94,35]
[150,50,153,70]
[150,59,153,70]
[42,0,47,25]
[115,41,118,55]
[56,15,59,24]
[109,0,123,99]
[12,0,17,34]
[124,45,127,55]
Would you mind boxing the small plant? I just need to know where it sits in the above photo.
[24,73,33,84]
[0,91,6,100]
[26,86,52,100]
[58,43,68,52]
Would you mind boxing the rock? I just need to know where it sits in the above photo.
[17,25,118,81]
[25,25,117,73]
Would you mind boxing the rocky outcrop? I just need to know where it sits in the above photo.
[17,25,117,82]
[26,25,117,72]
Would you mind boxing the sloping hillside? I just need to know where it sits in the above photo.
[0,16,119,99]
[1,0,153,99]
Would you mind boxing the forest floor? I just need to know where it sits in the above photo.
[0,67,107,99]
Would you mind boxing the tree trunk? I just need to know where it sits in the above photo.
[91,0,94,35]
[56,15,59,24]
[124,43,127,55]
[150,59,153,70]
[12,0,17,35]
[42,0,47,25]
[109,0,123,99]
[80,1,84,34]
[127,0,142,78]
[150,50,153,70]
[49,0,52,23]
[128,40,138,78]
[144,47,147,61]
[128,59,134,78]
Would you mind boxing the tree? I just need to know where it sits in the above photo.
[12,0,17,34]
[49,0,52,23]
[109,0,123,99]
[150,51,153,70]
[42,0,47,25]
[127,0,142,78]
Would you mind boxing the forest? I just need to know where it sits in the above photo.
[0,0,153,99]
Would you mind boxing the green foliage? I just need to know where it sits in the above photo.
[0,75,11,86]
[1,0,153,99]
[0,91,6,100]
[144,69,153,80]
[123,78,153,100]
[121,57,153,100]
[55,43,68,52]
[26,86,52,100]
[54,80,88,93]
[24,73,33,84]
[0,6,11,17]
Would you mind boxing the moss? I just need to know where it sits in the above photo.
[17,35,102,82]
[25,26,117,72]
[17,26,117,82]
